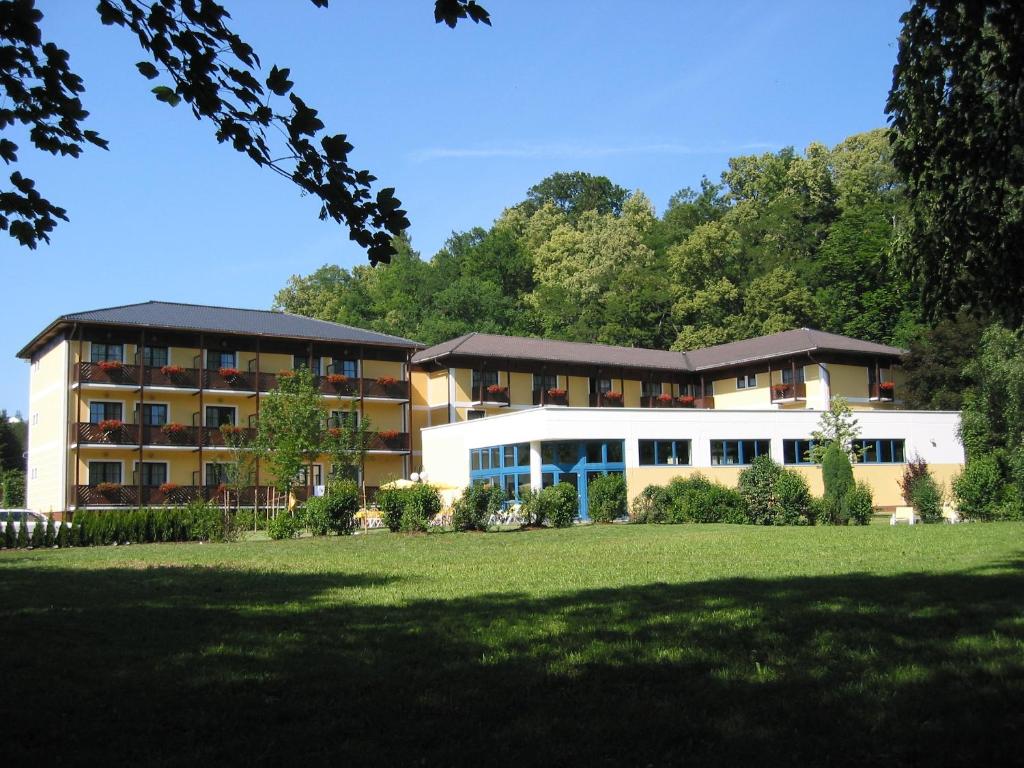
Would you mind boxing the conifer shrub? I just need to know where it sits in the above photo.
[56,521,70,548]
[546,482,578,528]
[30,519,45,548]
[452,483,504,531]
[4,518,15,548]
[16,519,29,548]
[587,473,627,523]
[821,442,854,524]
[44,517,56,547]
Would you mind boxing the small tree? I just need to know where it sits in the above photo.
[56,520,70,548]
[898,454,930,505]
[953,455,1004,521]
[3,518,15,548]
[821,441,854,525]
[1,469,26,508]
[518,488,547,527]
[255,367,327,509]
[546,483,578,528]
[220,423,257,509]
[911,473,944,523]
[324,404,372,491]
[44,517,56,547]
[810,396,862,463]
[400,484,442,533]
[16,518,29,548]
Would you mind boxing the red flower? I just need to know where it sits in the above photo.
[98,419,122,433]
[656,392,674,402]
[326,373,349,384]
[158,482,179,494]
[547,387,567,398]
[277,370,295,378]
[677,395,695,406]
[486,384,508,394]
[160,364,184,376]
[604,391,623,401]
[879,381,895,392]
[219,367,242,379]
[378,429,400,440]
[96,482,121,495]
[160,422,188,435]
[376,375,397,386]
[97,360,123,372]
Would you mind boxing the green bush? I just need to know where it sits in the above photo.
[302,497,332,536]
[70,503,234,545]
[911,473,944,523]
[56,520,70,548]
[375,487,406,532]
[43,517,56,547]
[452,483,504,531]
[843,481,874,525]
[518,488,547,527]
[30,519,45,548]
[587,474,627,523]
[774,470,813,526]
[629,485,669,524]
[233,508,270,531]
[953,455,1004,520]
[400,483,442,533]
[658,475,748,524]
[1,469,25,507]
[821,442,854,524]
[16,519,29,548]
[268,512,300,540]
[737,457,811,525]
[303,482,360,536]
[546,482,578,528]
[4,518,15,548]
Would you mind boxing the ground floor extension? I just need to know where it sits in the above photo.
[419,406,964,519]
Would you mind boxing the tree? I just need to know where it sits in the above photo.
[887,0,1024,325]
[255,367,327,503]
[517,171,631,222]
[324,403,372,490]
[0,410,25,471]
[900,313,984,410]
[1,0,490,260]
[809,397,861,463]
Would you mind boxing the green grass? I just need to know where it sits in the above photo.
[3,523,1023,766]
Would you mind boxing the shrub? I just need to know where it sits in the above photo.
[911,473,944,523]
[268,512,300,540]
[302,481,360,536]
[898,454,930,505]
[843,481,875,526]
[1,470,25,507]
[375,487,406,532]
[953,455,1004,521]
[546,482,578,528]
[302,497,332,536]
[56,521,70,548]
[70,503,234,545]
[738,456,783,525]
[16,519,29,548]
[821,442,854,524]
[4,518,15,548]
[774,470,813,526]
[518,488,547,527]
[452,483,504,531]
[44,517,56,547]
[587,474,627,523]
[30,519,45,548]
[629,485,669,524]
[661,475,748,524]
[400,483,442,533]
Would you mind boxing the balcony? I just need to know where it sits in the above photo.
[476,385,510,406]
[693,396,715,409]
[588,392,624,408]
[771,382,806,403]
[870,382,896,402]
[367,431,410,452]
[533,388,569,406]
[75,422,256,447]
[74,484,307,507]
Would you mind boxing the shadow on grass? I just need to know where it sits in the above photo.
[2,558,1022,766]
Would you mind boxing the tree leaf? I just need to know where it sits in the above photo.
[135,61,159,80]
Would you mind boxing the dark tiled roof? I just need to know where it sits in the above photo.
[18,301,421,357]
[413,328,905,374]
[683,328,906,371]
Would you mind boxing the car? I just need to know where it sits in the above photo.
[0,509,53,537]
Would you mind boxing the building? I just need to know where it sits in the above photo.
[18,302,420,513]
[19,304,963,517]
[410,330,963,514]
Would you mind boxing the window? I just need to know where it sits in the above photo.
[783,439,817,465]
[467,409,486,420]
[296,465,323,486]
[205,406,236,427]
[641,381,663,397]
[293,355,321,376]
[853,439,906,464]
[206,350,237,370]
[468,443,534,503]
[589,377,612,394]
[710,439,769,466]
[206,463,232,485]
[472,370,499,390]
[533,373,557,392]
[143,346,168,367]
[638,439,692,466]
[329,410,358,428]
[736,374,757,389]
[330,464,360,483]
[135,462,167,486]
[781,366,806,385]
[90,342,123,363]
[332,358,358,378]
[88,462,121,484]
[140,404,168,426]
[32,412,38,426]
[89,401,123,423]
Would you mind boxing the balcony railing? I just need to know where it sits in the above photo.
[78,363,409,399]
[532,388,569,406]
[76,422,256,447]
[74,484,312,507]
[476,385,510,406]
[870,382,896,401]
[693,396,715,409]
[588,392,624,407]
[771,382,806,403]
[77,422,140,445]
[367,431,410,452]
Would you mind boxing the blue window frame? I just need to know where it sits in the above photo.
[638,439,691,466]
[710,439,770,466]
[331,358,358,378]
[853,439,905,464]
[470,442,532,503]
[783,439,817,465]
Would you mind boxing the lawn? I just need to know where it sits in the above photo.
[3,523,1023,766]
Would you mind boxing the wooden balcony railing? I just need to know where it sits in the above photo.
[477,385,510,406]
[74,485,306,507]
[76,423,256,447]
[318,376,361,397]
[870,382,896,401]
[771,382,806,403]
[367,432,410,452]
[641,395,676,408]
[693,396,715,409]
[77,422,140,445]
[361,378,410,400]
[532,388,569,406]
[588,392,624,407]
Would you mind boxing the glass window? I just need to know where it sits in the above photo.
[533,373,557,391]
[490,447,501,468]
[589,377,612,394]
[142,404,168,426]
[472,370,499,389]
[516,443,530,467]
[471,450,481,471]
[143,346,168,367]
[541,472,555,488]
[89,401,123,423]
[639,440,691,466]
[783,439,816,465]
[503,474,517,499]
[293,355,321,376]
[641,381,663,397]
[736,374,756,389]
[556,442,577,466]
[88,462,121,484]
[205,406,235,427]
[206,463,232,485]
[782,366,806,384]
[137,462,167,486]
[480,449,490,470]
[90,343,123,363]
[332,358,358,378]
[711,439,768,466]
[586,441,604,464]
[853,439,906,464]
[330,410,357,428]
[503,444,516,467]
[674,440,691,465]
[542,443,556,465]
[206,350,237,370]
[296,465,323,486]
[606,440,624,464]
[639,440,656,465]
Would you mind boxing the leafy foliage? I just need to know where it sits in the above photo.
[255,366,326,496]
[545,483,578,528]
[400,483,442,533]
[68,502,235,545]
[843,482,875,526]
[586,474,627,523]
[737,457,813,526]
[302,485,358,536]
[898,455,931,506]
[900,314,985,410]
[451,483,504,531]
[1,469,25,507]
[887,0,1024,325]
[632,475,748,525]
[810,397,861,463]
[910,472,944,524]
[953,455,1006,521]
[3,518,15,548]
[267,511,301,540]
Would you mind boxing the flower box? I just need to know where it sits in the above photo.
[219,424,244,439]
[772,384,791,398]
[277,370,295,378]
[879,381,895,393]
[218,367,242,380]
[378,429,400,440]
[160,422,188,435]
[327,427,344,438]
[97,360,123,372]
[486,384,508,395]
[547,387,567,398]
[376,376,397,386]
[96,482,121,495]
[160,364,185,376]
[98,419,123,433]
[604,391,623,401]
[326,373,349,384]
[656,393,674,403]
[677,395,695,407]
[158,482,179,495]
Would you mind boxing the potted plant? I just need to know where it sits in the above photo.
[160,364,185,377]
[160,422,187,435]
[98,418,123,435]
[879,381,895,396]
[327,426,344,439]
[96,481,121,497]
[378,429,400,440]
[376,375,397,386]
[326,373,349,384]
[772,384,791,399]
[604,391,623,402]
[158,481,179,495]
[277,369,295,378]
[219,424,245,440]
[677,394,695,407]
[656,392,674,404]
[547,387,567,398]
[486,383,507,395]
[218,366,243,382]
[97,359,123,372]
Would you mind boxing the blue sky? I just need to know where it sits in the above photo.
[2,0,908,414]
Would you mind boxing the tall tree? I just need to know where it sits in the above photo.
[887,0,1024,325]
[1,0,489,260]
[255,367,327,501]
[517,171,631,222]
